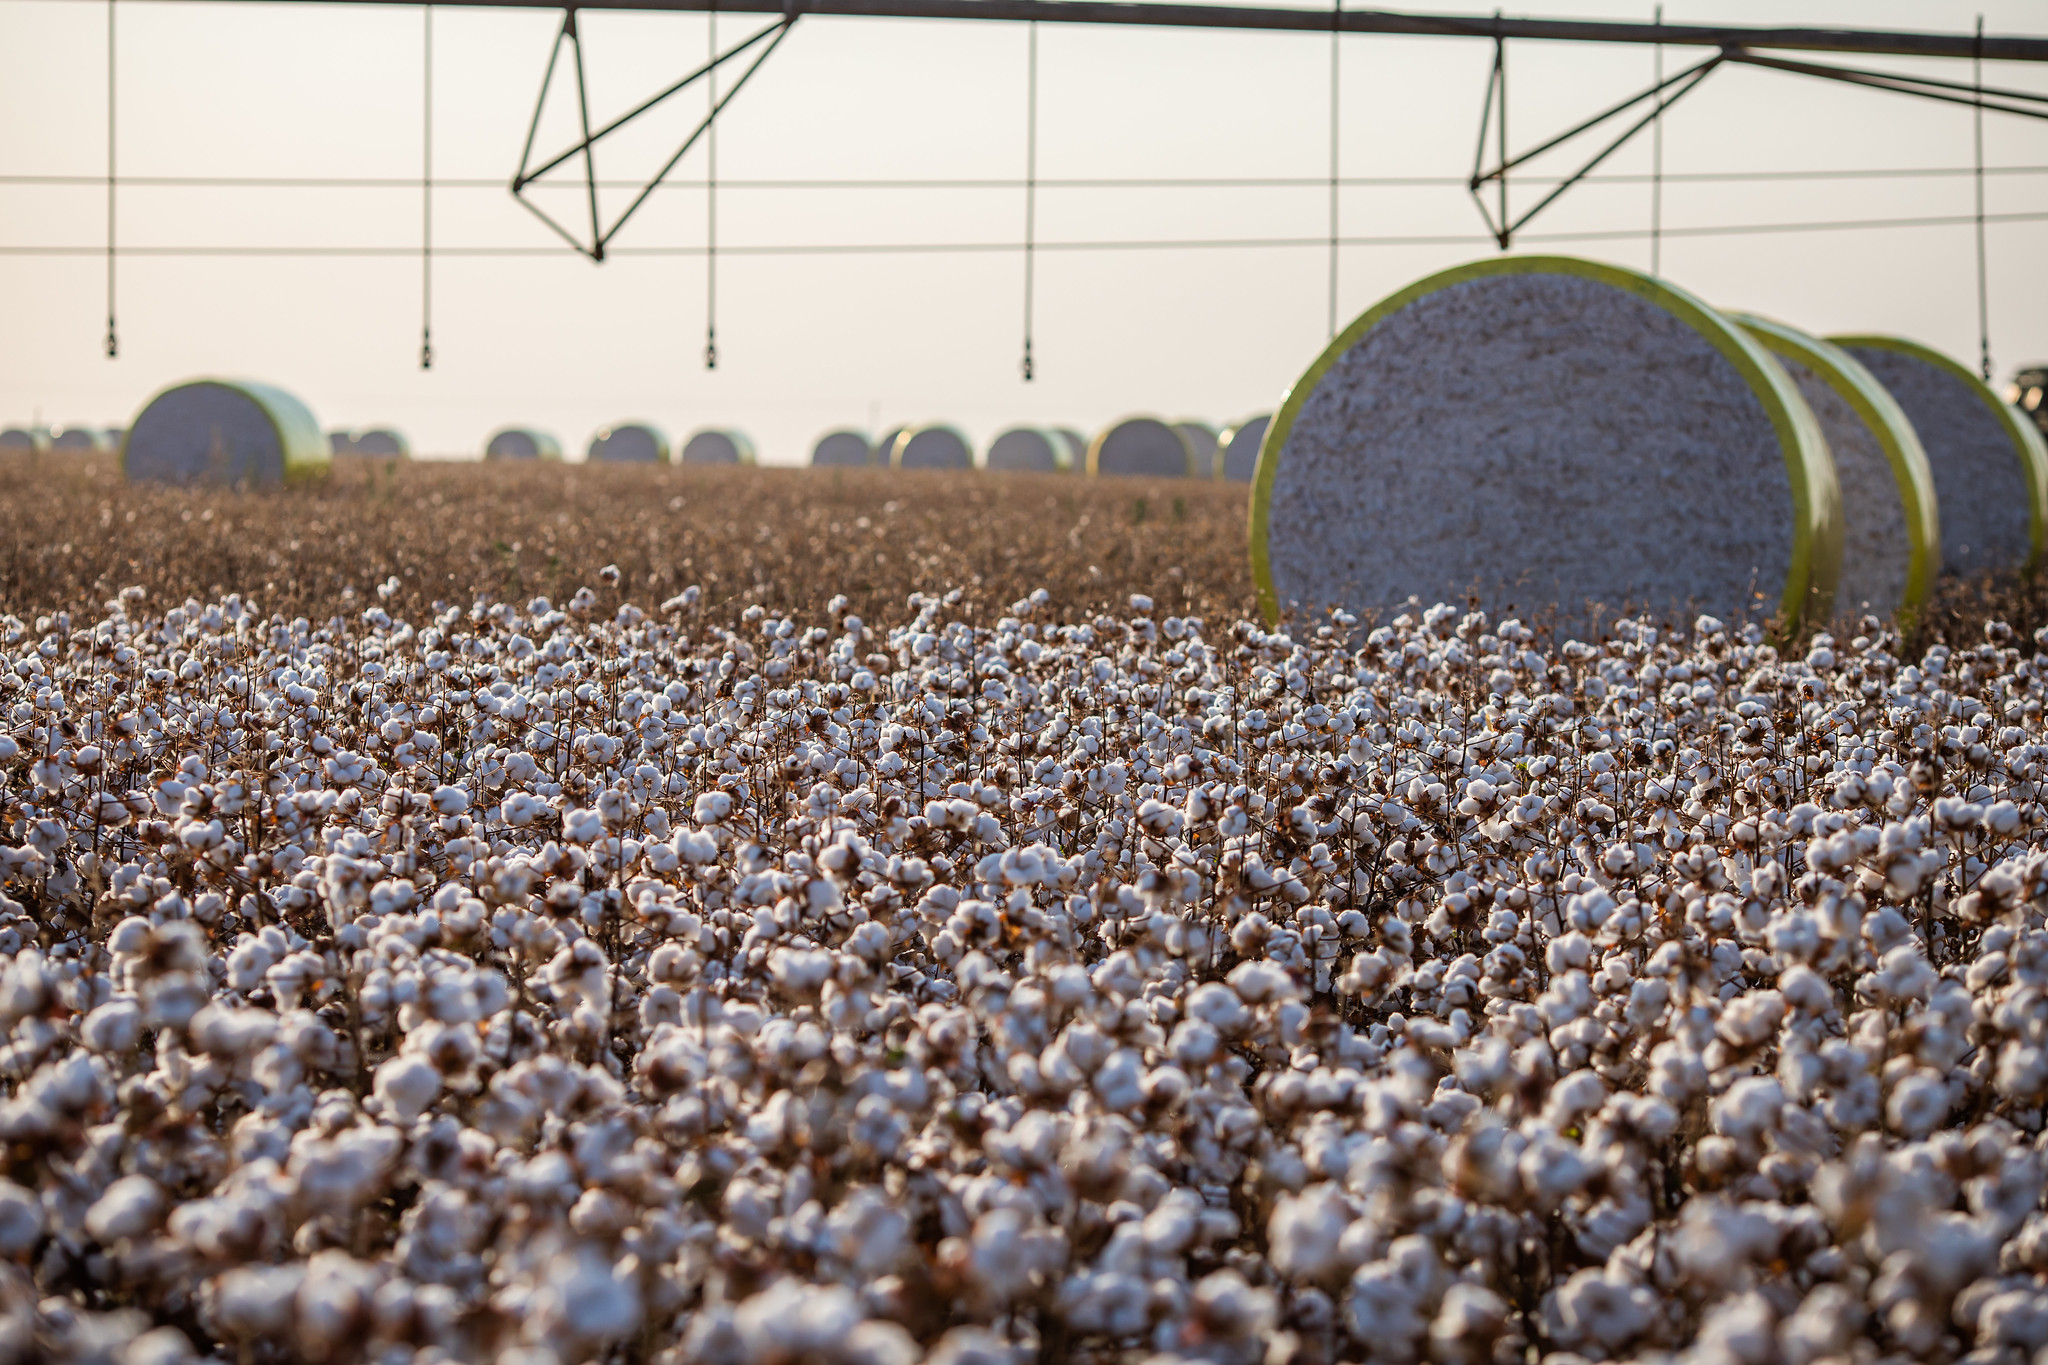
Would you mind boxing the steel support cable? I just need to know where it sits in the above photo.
[105,0,116,358]
[1975,14,1991,382]
[15,207,2048,258]
[422,1,433,370]
[1327,0,1338,336]
[1724,50,2048,120]
[1021,18,1035,381]
[706,0,717,368]
[1651,2,1662,276]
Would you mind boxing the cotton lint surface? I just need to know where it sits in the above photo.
[1837,341,2035,577]
[1262,266,1815,633]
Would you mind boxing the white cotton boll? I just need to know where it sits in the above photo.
[373,1055,441,1123]
[119,1326,197,1365]
[532,1246,642,1346]
[1269,1184,1350,1281]
[1711,1076,1784,1142]
[694,791,733,824]
[430,785,469,816]
[0,1178,43,1256]
[1186,982,1249,1033]
[501,792,543,826]
[769,946,834,994]
[562,808,603,843]
[1886,1069,1951,1138]
[1092,1049,1145,1112]
[1227,960,1298,1004]
[207,1264,307,1339]
[84,1174,165,1243]
[80,999,143,1055]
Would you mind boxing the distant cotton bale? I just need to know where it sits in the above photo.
[124,378,327,488]
[895,425,973,470]
[1218,415,1270,482]
[50,426,106,454]
[485,428,563,461]
[1054,429,1086,471]
[985,427,1069,473]
[327,430,356,456]
[0,428,47,455]
[1833,334,2048,577]
[1090,417,1193,478]
[682,429,757,466]
[588,424,670,464]
[1734,315,1938,619]
[1174,421,1220,479]
[1254,256,1838,633]
[875,426,909,467]
[353,429,410,458]
[811,430,873,467]
[102,427,124,450]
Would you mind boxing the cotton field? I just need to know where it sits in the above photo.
[6,581,2048,1365]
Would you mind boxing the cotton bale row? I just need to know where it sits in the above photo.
[1250,252,2048,635]
[123,379,328,487]
[1251,256,1840,635]
[0,428,48,455]
[326,429,411,458]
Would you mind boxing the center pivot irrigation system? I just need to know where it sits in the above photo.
[65,0,2048,377]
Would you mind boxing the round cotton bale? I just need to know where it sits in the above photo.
[1174,421,1220,479]
[1252,255,1839,633]
[1831,335,2048,578]
[1218,415,1270,483]
[875,426,909,468]
[102,427,124,450]
[327,430,356,456]
[895,424,973,470]
[485,428,563,461]
[682,429,757,466]
[353,429,410,459]
[0,428,47,455]
[588,424,670,464]
[986,427,1069,473]
[1090,417,1194,478]
[1054,429,1087,471]
[49,427,105,454]
[124,378,327,488]
[811,430,873,467]
[1733,315,1939,620]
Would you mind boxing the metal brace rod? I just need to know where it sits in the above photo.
[185,0,2048,63]
[511,9,791,259]
[1725,50,2048,121]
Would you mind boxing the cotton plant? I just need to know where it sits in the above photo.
[1,584,2048,1362]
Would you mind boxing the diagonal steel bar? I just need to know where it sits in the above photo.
[1497,56,1719,239]
[593,17,795,251]
[515,17,784,187]
[1470,50,1721,187]
[1728,50,2048,122]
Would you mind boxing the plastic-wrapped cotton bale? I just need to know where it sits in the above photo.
[1174,421,1220,479]
[485,428,563,461]
[1253,255,1839,633]
[327,430,355,456]
[683,429,757,466]
[985,427,1069,473]
[894,425,973,470]
[1054,428,1086,472]
[1733,315,1939,620]
[1090,417,1193,478]
[0,428,47,455]
[1832,334,2048,577]
[1218,415,1270,483]
[50,427,105,454]
[874,426,909,469]
[352,429,410,459]
[123,379,327,488]
[811,430,873,467]
[588,424,670,464]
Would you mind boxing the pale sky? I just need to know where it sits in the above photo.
[3,0,2045,463]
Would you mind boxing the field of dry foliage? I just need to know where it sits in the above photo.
[0,454,1257,628]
